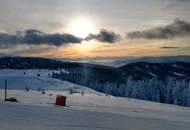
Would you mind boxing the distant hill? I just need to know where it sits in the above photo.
[0,56,113,70]
[88,56,190,67]
[0,56,190,81]
[118,62,190,81]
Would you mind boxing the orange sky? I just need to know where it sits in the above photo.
[18,36,190,59]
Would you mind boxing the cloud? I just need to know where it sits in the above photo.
[127,19,190,39]
[160,46,180,49]
[0,29,122,48]
[85,29,121,43]
[161,3,176,11]
[0,29,82,47]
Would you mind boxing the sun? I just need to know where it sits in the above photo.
[67,17,96,38]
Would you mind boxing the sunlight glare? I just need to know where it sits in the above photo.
[67,17,96,38]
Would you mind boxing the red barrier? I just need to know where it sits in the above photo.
[56,95,66,106]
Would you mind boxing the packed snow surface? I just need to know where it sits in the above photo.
[0,69,98,93]
[0,69,190,130]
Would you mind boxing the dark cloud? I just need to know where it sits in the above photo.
[160,46,181,49]
[85,29,121,43]
[0,29,82,47]
[0,29,122,48]
[127,19,190,39]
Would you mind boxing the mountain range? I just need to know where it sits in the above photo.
[0,56,190,81]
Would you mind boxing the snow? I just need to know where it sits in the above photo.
[173,72,185,76]
[0,69,190,130]
[1,89,190,130]
[0,69,98,94]
[148,72,157,77]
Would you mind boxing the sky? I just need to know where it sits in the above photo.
[0,0,190,60]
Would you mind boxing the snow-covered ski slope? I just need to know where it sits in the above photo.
[1,89,190,130]
[0,69,190,130]
[0,69,98,94]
